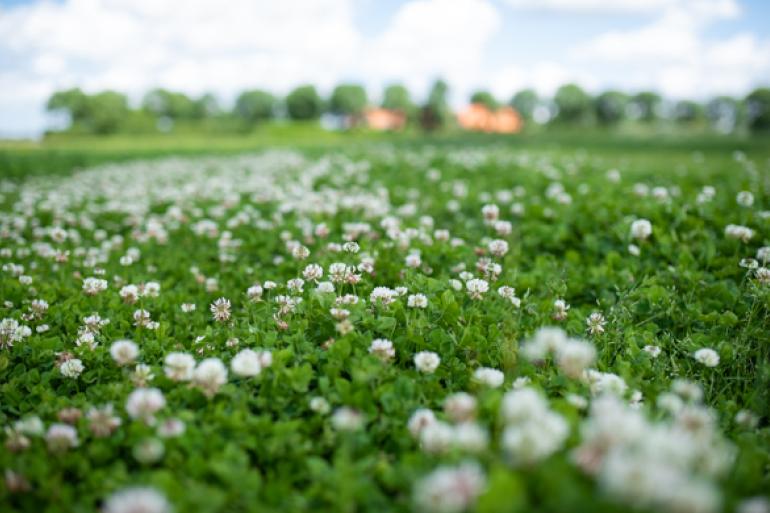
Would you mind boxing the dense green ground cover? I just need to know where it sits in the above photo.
[1,137,769,512]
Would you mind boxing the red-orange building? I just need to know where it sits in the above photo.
[457,103,523,133]
[364,108,408,131]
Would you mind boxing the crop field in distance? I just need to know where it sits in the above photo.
[1,140,770,513]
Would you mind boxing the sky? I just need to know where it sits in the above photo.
[0,0,769,137]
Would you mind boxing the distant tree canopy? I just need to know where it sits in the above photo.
[43,82,770,135]
[329,84,367,116]
[673,100,703,124]
[46,88,129,134]
[234,90,277,123]
[510,89,538,120]
[381,84,414,114]
[470,91,498,110]
[746,88,770,131]
[554,84,592,124]
[420,79,452,131]
[142,89,198,120]
[630,92,662,122]
[594,91,628,125]
[286,85,323,120]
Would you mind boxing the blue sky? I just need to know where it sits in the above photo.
[0,0,768,137]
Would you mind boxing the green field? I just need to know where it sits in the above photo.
[1,133,770,512]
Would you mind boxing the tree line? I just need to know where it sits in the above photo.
[46,80,770,135]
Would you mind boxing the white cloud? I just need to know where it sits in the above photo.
[504,0,740,18]
[363,0,501,104]
[572,3,770,98]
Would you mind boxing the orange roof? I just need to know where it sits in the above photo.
[364,108,407,131]
[457,103,522,133]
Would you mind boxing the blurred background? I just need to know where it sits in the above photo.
[0,0,768,143]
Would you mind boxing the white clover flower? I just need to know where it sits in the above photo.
[556,338,596,379]
[331,407,364,431]
[553,299,570,321]
[413,462,485,513]
[473,367,504,388]
[405,253,422,268]
[497,286,520,306]
[157,418,186,438]
[164,352,195,381]
[119,285,140,304]
[369,338,395,362]
[126,388,166,423]
[481,204,500,223]
[630,219,652,240]
[643,345,662,358]
[694,348,720,367]
[370,286,397,306]
[725,224,754,243]
[210,297,232,322]
[287,278,305,293]
[82,277,108,295]
[193,358,228,398]
[408,408,437,438]
[452,422,489,453]
[414,351,441,373]
[309,396,331,415]
[230,349,263,377]
[181,303,196,312]
[133,437,165,463]
[419,421,454,454]
[103,487,171,513]
[110,339,139,366]
[444,392,477,423]
[87,404,122,438]
[59,358,84,378]
[407,293,428,309]
[737,191,754,207]
[488,239,509,257]
[45,423,79,452]
[316,281,335,293]
[449,279,463,291]
[586,312,606,335]
[583,370,628,396]
[302,263,323,282]
[500,388,568,465]
[465,279,488,300]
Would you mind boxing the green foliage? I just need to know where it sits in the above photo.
[470,91,498,110]
[381,84,414,115]
[746,87,770,132]
[1,139,770,512]
[286,85,323,120]
[554,84,592,124]
[630,92,662,122]
[510,89,538,120]
[419,79,452,131]
[234,90,278,124]
[329,84,368,116]
[594,91,628,125]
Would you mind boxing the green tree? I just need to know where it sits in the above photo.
[234,90,277,123]
[382,84,414,114]
[594,91,628,125]
[286,85,323,120]
[470,90,498,110]
[328,84,368,116]
[746,88,770,132]
[510,89,538,120]
[630,91,661,122]
[194,93,221,119]
[46,88,90,126]
[419,79,451,131]
[85,91,130,134]
[142,89,197,120]
[706,96,741,133]
[554,84,592,124]
[673,100,703,124]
